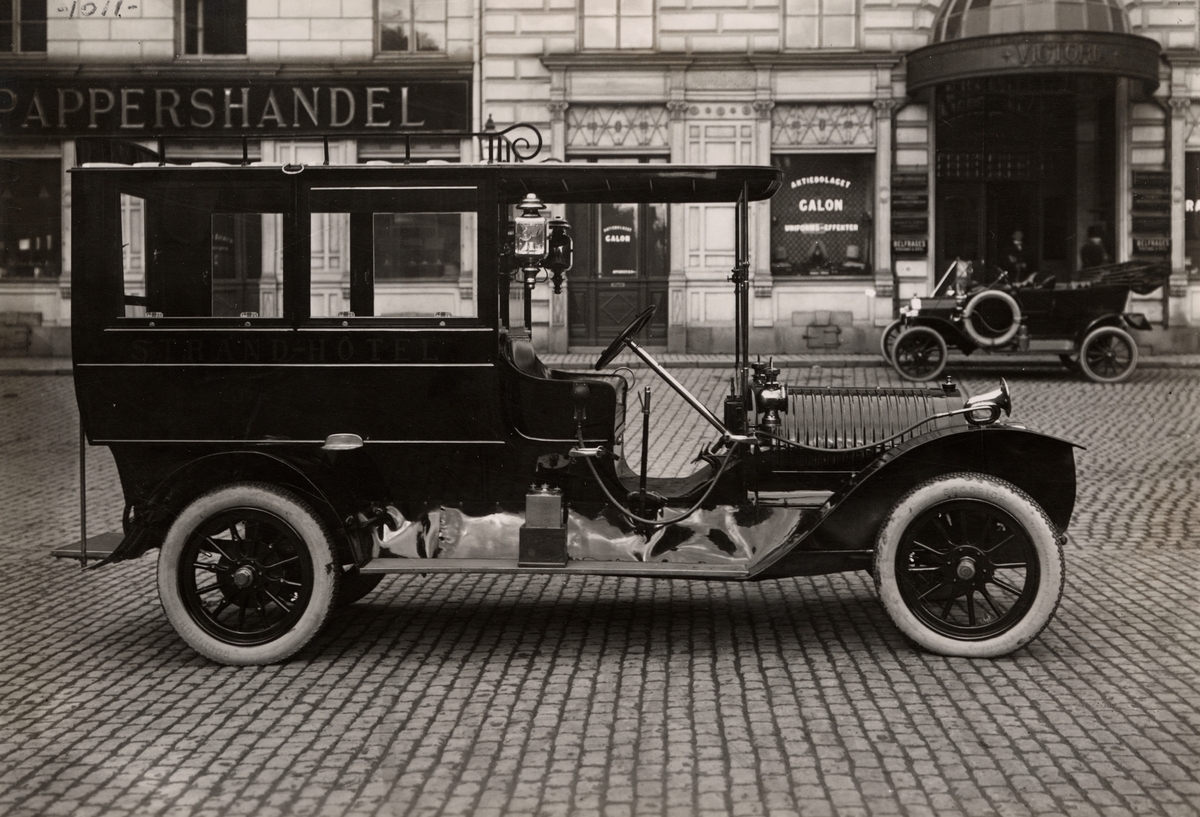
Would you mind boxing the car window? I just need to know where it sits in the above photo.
[119,184,288,321]
[308,185,479,321]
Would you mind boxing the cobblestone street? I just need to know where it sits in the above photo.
[2,363,1199,817]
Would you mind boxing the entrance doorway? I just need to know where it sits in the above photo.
[935,76,1115,284]
[566,200,669,346]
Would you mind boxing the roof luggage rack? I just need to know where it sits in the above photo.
[75,119,544,168]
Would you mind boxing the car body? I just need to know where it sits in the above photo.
[57,130,1078,664]
[882,260,1167,383]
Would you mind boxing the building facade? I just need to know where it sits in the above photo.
[2,0,1199,354]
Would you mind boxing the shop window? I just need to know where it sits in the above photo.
[0,0,46,53]
[770,154,874,277]
[582,0,654,50]
[379,0,447,54]
[182,0,247,56]
[784,0,857,50]
[0,159,61,279]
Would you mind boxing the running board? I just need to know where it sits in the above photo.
[50,531,125,562]
[360,558,749,579]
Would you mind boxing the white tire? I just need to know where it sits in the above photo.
[962,290,1021,348]
[158,483,340,665]
[874,473,1064,658]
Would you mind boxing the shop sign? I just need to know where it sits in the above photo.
[1133,237,1169,253]
[893,238,927,256]
[771,155,873,276]
[906,31,1161,95]
[0,77,471,136]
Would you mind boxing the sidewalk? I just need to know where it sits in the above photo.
[3,352,1198,374]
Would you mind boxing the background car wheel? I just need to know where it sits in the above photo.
[338,570,385,606]
[1079,326,1138,383]
[892,326,948,381]
[879,319,902,363]
[158,483,340,666]
[874,473,1064,658]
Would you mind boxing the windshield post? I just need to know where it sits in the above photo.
[733,183,751,398]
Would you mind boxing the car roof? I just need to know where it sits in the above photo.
[72,160,783,204]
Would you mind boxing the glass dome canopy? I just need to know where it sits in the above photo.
[932,0,1131,43]
[908,0,1159,95]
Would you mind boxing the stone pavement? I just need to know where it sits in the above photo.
[1,365,1199,817]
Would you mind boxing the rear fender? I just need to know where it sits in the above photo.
[110,448,388,564]
[1077,313,1125,344]
[775,426,1077,562]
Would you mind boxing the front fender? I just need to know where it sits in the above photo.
[752,425,1077,578]
[906,315,979,353]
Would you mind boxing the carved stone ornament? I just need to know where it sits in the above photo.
[547,101,569,122]
[666,100,690,121]
[772,104,876,148]
[753,100,775,121]
[567,105,672,149]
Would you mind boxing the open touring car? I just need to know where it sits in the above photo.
[882,258,1168,383]
[55,128,1077,664]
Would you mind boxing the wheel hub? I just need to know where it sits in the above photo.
[956,556,977,581]
[948,546,991,589]
[231,565,256,589]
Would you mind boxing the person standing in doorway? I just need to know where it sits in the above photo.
[1080,225,1109,269]
[999,229,1031,284]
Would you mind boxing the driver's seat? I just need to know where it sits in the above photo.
[507,331,549,378]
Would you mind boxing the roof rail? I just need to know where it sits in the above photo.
[74,121,544,167]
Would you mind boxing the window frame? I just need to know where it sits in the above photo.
[305,182,485,327]
[112,178,293,327]
[1,0,48,54]
[180,0,248,57]
[784,0,859,51]
[376,0,449,56]
[581,0,656,51]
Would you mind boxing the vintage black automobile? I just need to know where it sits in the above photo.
[56,129,1077,665]
[882,259,1168,383]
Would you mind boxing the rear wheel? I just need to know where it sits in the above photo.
[1079,326,1138,383]
[874,473,1064,658]
[158,483,340,665]
[892,326,948,382]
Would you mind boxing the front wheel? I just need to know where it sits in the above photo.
[1079,325,1138,383]
[158,483,340,665]
[891,326,948,382]
[874,473,1064,658]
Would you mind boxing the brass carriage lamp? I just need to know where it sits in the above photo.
[514,194,548,261]
[545,216,573,294]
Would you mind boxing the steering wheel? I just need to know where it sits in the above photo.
[595,305,656,370]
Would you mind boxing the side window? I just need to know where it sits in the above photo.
[310,186,478,320]
[120,187,285,319]
[121,195,146,317]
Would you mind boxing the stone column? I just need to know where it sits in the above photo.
[873,98,898,309]
[547,100,570,351]
[752,99,775,331]
[667,98,690,352]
